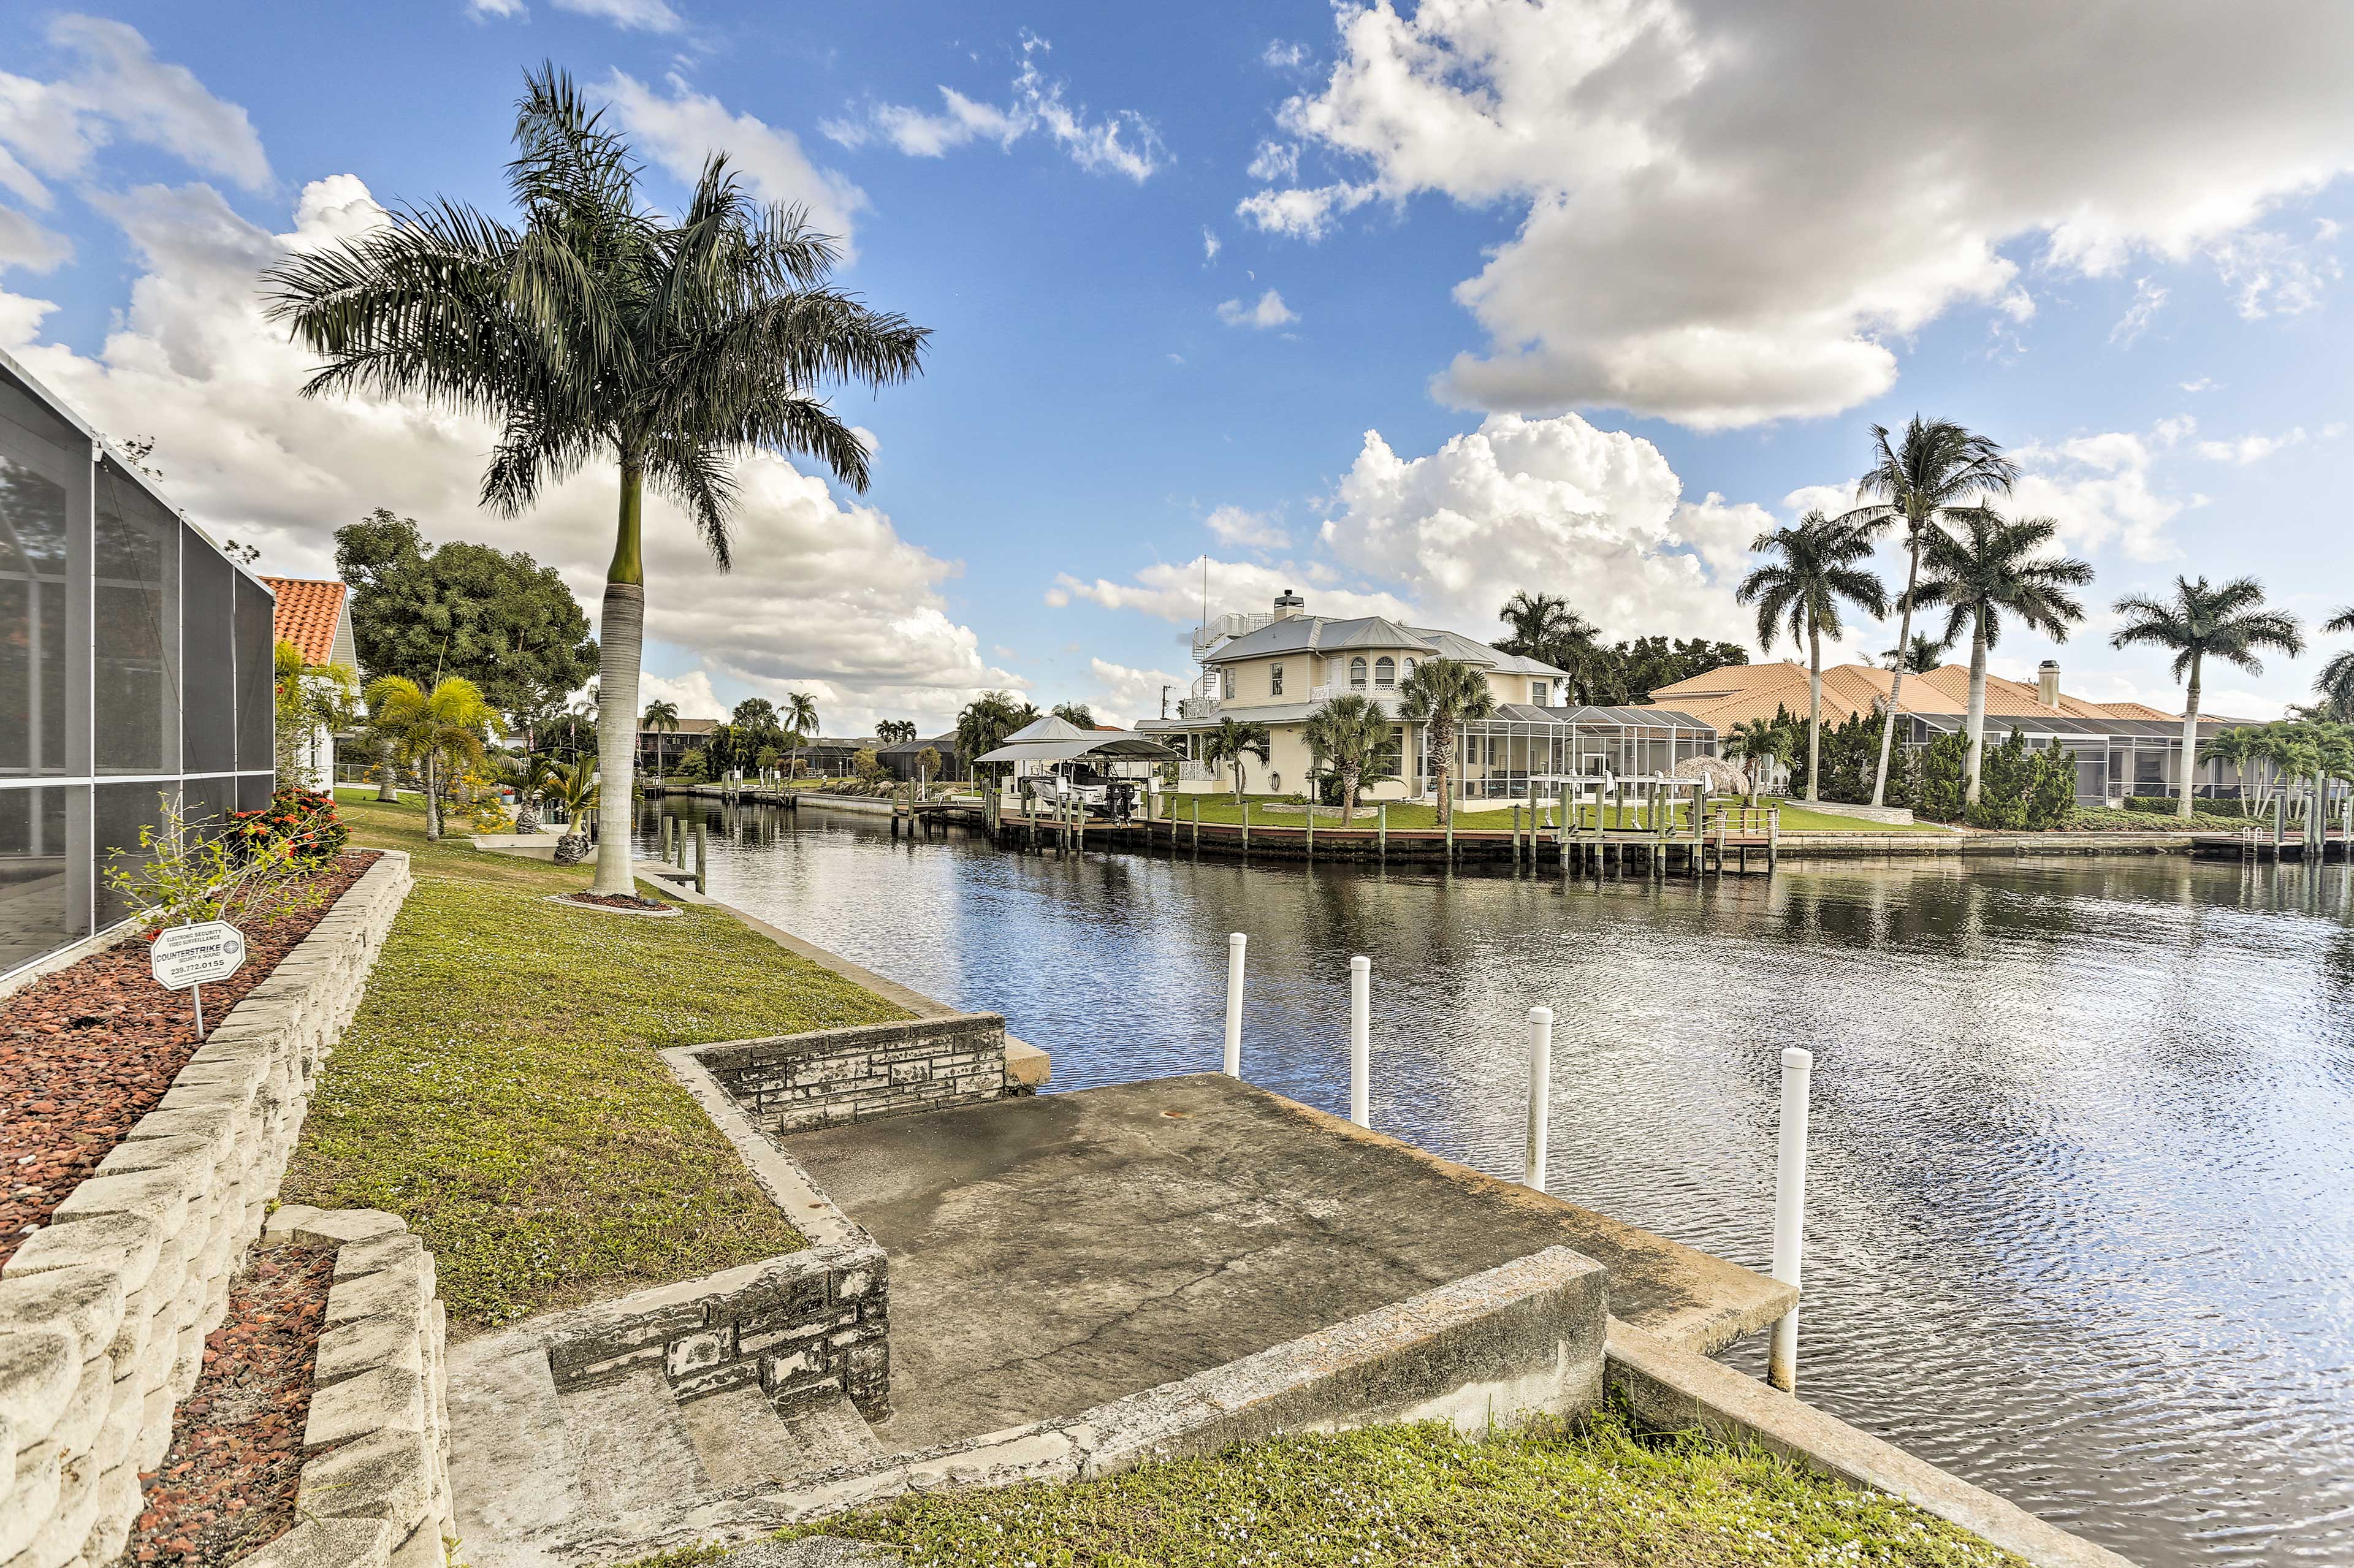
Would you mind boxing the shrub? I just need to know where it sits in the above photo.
[2124,793,2248,818]
[227,784,349,865]
[1785,710,1914,805]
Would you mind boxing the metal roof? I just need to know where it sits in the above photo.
[978,715,1178,764]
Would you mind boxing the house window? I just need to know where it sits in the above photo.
[1271,662,1284,696]
[1531,679,1548,706]
[1349,656,1368,690]
[1374,656,1395,689]
[1221,669,1235,699]
[1402,657,1419,681]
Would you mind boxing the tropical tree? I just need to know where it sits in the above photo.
[2111,576,2304,819]
[1885,632,1954,675]
[1051,701,1098,729]
[956,690,1040,786]
[273,637,360,790]
[363,675,497,841]
[1397,658,1496,826]
[875,718,916,744]
[2197,726,2263,813]
[1837,417,2019,805]
[1735,511,1886,804]
[1723,717,1792,804]
[1497,591,1603,702]
[1905,511,2092,805]
[264,67,928,895]
[1301,694,1393,824]
[641,698,680,777]
[1201,716,1273,802]
[2310,607,2354,723]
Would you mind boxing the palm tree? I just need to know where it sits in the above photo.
[364,675,497,840]
[1723,717,1791,804]
[1905,511,2092,805]
[1202,716,1273,802]
[1397,658,1496,826]
[642,698,680,778]
[2197,726,2261,812]
[2311,607,2354,723]
[780,690,820,774]
[1301,694,1393,824]
[1051,701,1098,729]
[1837,417,2019,805]
[956,690,1039,788]
[2111,576,2304,818]
[263,67,928,896]
[1496,590,1601,702]
[1735,511,1886,804]
[1884,632,1953,675]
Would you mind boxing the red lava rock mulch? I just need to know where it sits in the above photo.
[0,851,379,1268]
[121,1241,336,1568]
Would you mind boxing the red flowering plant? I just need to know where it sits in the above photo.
[226,785,349,866]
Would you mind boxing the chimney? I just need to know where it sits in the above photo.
[1273,588,1305,620]
[2037,660,2061,708]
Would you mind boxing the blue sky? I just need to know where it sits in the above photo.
[7,1,2354,731]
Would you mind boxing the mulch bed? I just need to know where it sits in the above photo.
[0,851,379,1268]
[120,1241,337,1568]
[551,890,677,913]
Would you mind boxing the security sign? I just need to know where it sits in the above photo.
[151,921,248,991]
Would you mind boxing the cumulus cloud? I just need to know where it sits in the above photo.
[1217,289,1296,328]
[2111,278,2166,345]
[1204,504,1290,550]
[821,34,1166,183]
[1241,0,2354,427]
[465,0,528,17]
[2009,430,2186,562]
[602,72,866,254]
[1048,559,1412,626]
[2194,427,2307,465]
[0,174,1013,736]
[1087,657,1191,726]
[634,668,723,718]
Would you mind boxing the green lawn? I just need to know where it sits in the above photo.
[284,796,907,1329]
[781,1410,2021,1568]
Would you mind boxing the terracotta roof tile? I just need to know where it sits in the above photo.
[1650,660,2181,731]
[262,577,345,666]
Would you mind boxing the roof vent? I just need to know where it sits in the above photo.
[2037,660,2061,708]
[1273,588,1305,620]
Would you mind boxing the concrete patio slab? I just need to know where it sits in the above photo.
[786,1071,1790,1452]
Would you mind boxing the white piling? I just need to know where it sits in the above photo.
[1523,1006,1553,1192]
[1349,955,1371,1127]
[1768,1046,1813,1393]
[1223,933,1246,1076]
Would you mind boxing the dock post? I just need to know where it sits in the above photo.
[1305,798,1314,859]
[1558,785,1571,869]
[1444,808,1455,862]
[660,815,671,861]
[1349,955,1371,1128]
[1512,802,1522,863]
[1192,794,1201,851]
[1379,801,1388,861]
[1767,805,1779,872]
[693,818,707,895]
[1242,800,1251,852]
[1768,1046,1813,1393]
[1224,934,1246,1076]
[1523,1006,1553,1192]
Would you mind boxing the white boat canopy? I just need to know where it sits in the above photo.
[976,715,1180,765]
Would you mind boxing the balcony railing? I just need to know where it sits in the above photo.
[1178,695,1220,719]
[1177,761,1217,782]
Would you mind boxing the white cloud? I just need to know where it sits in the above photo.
[0,208,70,273]
[1048,560,1412,626]
[1201,226,1220,262]
[2009,430,2184,562]
[634,668,723,720]
[2195,427,2307,465]
[0,15,270,224]
[465,0,527,17]
[1087,657,1190,726]
[0,174,1014,737]
[1217,288,1297,328]
[1205,504,1290,550]
[2153,414,2196,447]
[2111,277,2166,344]
[551,0,682,31]
[2179,376,2219,392]
[1263,41,1309,70]
[823,35,1166,183]
[1246,140,1298,182]
[602,72,866,254]
[1241,0,2354,427]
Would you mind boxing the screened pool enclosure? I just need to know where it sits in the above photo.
[1,349,278,982]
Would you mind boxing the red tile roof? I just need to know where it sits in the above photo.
[1648,660,2181,729]
[262,577,346,666]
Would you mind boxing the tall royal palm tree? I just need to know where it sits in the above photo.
[782,690,820,774]
[1906,511,2092,805]
[263,67,928,894]
[1886,631,1954,675]
[1838,417,2019,805]
[1202,716,1273,802]
[1398,658,1496,826]
[1301,693,1393,824]
[2111,576,2303,818]
[1735,510,1886,804]
[641,698,679,777]
[364,675,497,841]
[2312,607,2354,723]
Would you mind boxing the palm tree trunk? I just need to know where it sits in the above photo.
[422,753,441,841]
[595,461,647,894]
[375,738,398,802]
[1340,766,1357,827]
[1806,622,1823,804]
[1435,717,1455,826]
[1964,612,1990,807]
[1871,523,1926,806]
[2177,655,2201,821]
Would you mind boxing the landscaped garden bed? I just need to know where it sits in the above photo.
[283,797,907,1329]
[0,849,378,1266]
[121,1241,338,1568]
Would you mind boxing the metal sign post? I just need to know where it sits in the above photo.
[151,920,249,1039]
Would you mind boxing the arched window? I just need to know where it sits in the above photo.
[1349,656,1368,690]
[1402,657,1419,681]
[1374,656,1395,689]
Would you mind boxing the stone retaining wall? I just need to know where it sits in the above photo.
[243,1206,454,1568]
[689,1014,1010,1135]
[0,851,413,1568]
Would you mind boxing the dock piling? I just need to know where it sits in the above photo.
[1768,1046,1813,1393]
[1349,955,1371,1127]
[1224,934,1246,1076]
[693,818,707,895]
[1523,1006,1553,1192]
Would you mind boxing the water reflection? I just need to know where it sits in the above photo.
[644,799,2354,1567]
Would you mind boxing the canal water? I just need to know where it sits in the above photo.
[644,799,2354,1567]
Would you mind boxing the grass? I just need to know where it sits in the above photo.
[284,794,908,1329]
[779,1409,2023,1568]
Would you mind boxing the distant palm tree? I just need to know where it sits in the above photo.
[1884,632,1953,675]
[2111,576,2303,818]
[642,698,680,777]
[1398,658,1496,826]
[364,675,497,841]
[1301,694,1393,824]
[783,690,820,772]
[1723,717,1791,804]
[1051,701,1098,729]
[1202,716,1273,802]
[956,690,1040,786]
[2313,607,2354,723]
[1906,511,2092,805]
[264,67,928,896]
[1837,417,2019,805]
[1735,510,1886,803]
[1497,590,1601,702]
